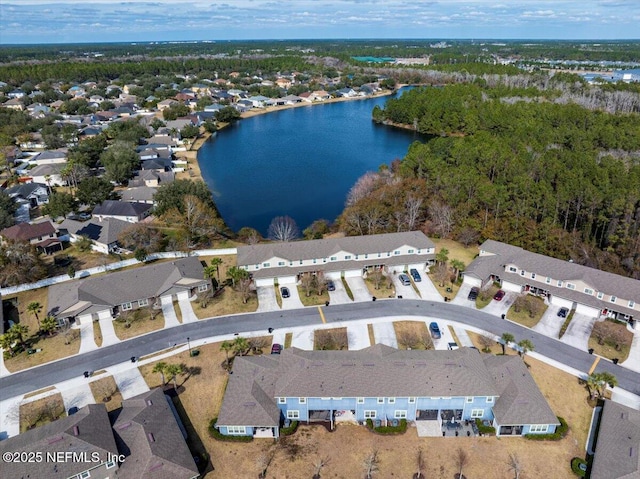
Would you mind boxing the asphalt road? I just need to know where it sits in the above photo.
[1,300,639,401]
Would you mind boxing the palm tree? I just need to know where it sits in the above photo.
[232,336,250,357]
[596,371,618,398]
[517,339,534,361]
[436,248,449,265]
[226,266,248,287]
[40,315,57,337]
[585,373,600,400]
[152,361,168,386]
[450,259,465,280]
[27,301,43,330]
[165,363,184,392]
[8,323,29,349]
[220,340,233,365]
[500,333,515,355]
[210,257,223,282]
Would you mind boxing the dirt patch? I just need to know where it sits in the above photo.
[89,376,122,412]
[23,386,56,399]
[314,328,348,350]
[193,286,258,319]
[93,319,103,347]
[393,321,433,350]
[476,284,500,309]
[589,319,633,361]
[20,393,65,433]
[173,300,183,323]
[364,274,395,298]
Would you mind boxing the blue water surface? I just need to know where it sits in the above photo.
[198,90,422,235]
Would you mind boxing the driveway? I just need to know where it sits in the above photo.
[450,283,477,307]
[533,304,564,339]
[109,366,150,400]
[0,396,21,439]
[390,275,420,300]
[429,320,455,350]
[78,319,99,354]
[345,277,372,302]
[621,328,640,373]
[481,292,517,317]
[98,317,119,347]
[561,313,597,351]
[328,280,352,305]
[61,381,95,412]
[161,296,180,328]
[271,330,286,349]
[347,323,371,350]
[372,322,398,348]
[280,285,304,310]
[290,328,314,350]
[257,286,280,312]
[413,276,444,302]
[178,297,198,323]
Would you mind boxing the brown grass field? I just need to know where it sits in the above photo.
[89,376,123,412]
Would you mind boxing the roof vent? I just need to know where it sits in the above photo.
[48,435,64,444]
[243,402,257,408]
[117,422,132,430]
[147,433,155,443]
[363,363,375,367]
[146,399,153,406]
[73,426,79,436]
[341,363,355,367]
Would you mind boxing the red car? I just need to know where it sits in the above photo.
[494,290,506,301]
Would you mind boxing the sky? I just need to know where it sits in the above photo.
[0,0,638,45]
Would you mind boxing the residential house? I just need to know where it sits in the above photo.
[58,217,132,254]
[215,345,559,439]
[120,186,157,205]
[275,77,292,89]
[0,220,62,254]
[237,231,435,287]
[19,132,46,150]
[1,145,23,166]
[462,240,639,325]
[311,90,331,101]
[3,98,24,110]
[247,95,270,108]
[336,87,357,98]
[27,163,66,186]
[590,399,640,479]
[7,88,25,99]
[4,182,50,208]
[128,170,175,188]
[47,256,208,325]
[29,148,68,165]
[0,388,199,479]
[157,99,179,111]
[141,157,173,172]
[92,200,153,223]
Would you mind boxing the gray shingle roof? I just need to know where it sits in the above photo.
[0,404,118,479]
[93,200,153,218]
[112,388,199,479]
[237,231,435,266]
[217,346,499,427]
[120,186,157,202]
[59,217,132,246]
[483,354,559,426]
[48,257,206,318]
[591,399,640,479]
[5,182,48,198]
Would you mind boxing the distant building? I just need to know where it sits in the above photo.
[92,200,153,223]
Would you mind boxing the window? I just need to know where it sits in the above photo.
[466,397,473,403]
[330,256,337,261]
[377,397,384,404]
[387,252,391,257]
[289,261,293,266]
[377,253,381,258]
[313,259,317,264]
[227,426,246,435]
[566,283,576,290]
[520,270,525,276]
[471,409,484,418]
[394,410,407,418]
[121,302,132,311]
[388,397,396,404]
[137,298,148,307]
[584,288,593,295]
[531,273,536,279]
[106,459,117,469]
[77,472,90,479]
[278,261,285,266]
[394,250,400,255]
[299,260,303,265]
[357,397,365,404]
[408,397,416,404]
[263,262,270,267]
[197,284,208,292]
[557,280,563,287]
[408,249,414,254]
[509,266,517,273]
[299,398,306,404]
[629,301,635,308]
[611,296,617,303]
[287,410,300,419]
[486,397,494,403]
[345,255,352,260]
[278,398,286,404]
[364,254,368,259]
[364,410,376,419]
[597,292,604,299]
[529,425,549,433]
[545,277,551,284]
[323,258,327,263]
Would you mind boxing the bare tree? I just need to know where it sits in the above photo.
[457,227,480,247]
[300,272,314,297]
[429,200,455,238]
[434,262,450,287]
[315,329,348,350]
[404,195,424,231]
[396,329,420,349]
[455,448,469,479]
[268,215,299,242]
[312,457,329,479]
[315,271,327,295]
[418,329,435,350]
[237,277,253,304]
[363,449,380,479]
[369,268,384,290]
[346,171,381,207]
[478,334,495,353]
[507,452,523,479]
[256,450,275,479]
[414,448,426,479]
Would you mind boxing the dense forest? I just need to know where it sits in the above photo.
[339,84,640,278]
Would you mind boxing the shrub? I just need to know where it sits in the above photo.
[280,420,298,436]
[208,418,254,442]
[525,417,568,441]
[571,457,587,477]
[366,418,407,435]
[475,418,496,435]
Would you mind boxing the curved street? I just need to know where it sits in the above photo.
[1,299,639,401]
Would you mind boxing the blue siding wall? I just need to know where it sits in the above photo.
[522,424,557,435]
[218,425,254,436]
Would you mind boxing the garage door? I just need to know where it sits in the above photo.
[276,275,297,285]
[326,271,342,280]
[576,303,599,316]
[462,275,482,288]
[550,296,573,309]
[255,277,275,287]
[97,309,113,320]
[343,269,362,278]
[177,291,189,301]
[502,281,522,293]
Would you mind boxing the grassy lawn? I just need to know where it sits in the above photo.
[20,393,66,433]
[364,276,394,299]
[274,283,284,308]
[506,295,547,328]
[4,329,80,373]
[197,254,238,285]
[193,286,258,319]
[558,310,575,339]
[432,238,478,266]
[314,327,348,350]
[113,313,165,341]
[46,245,130,276]
[367,324,376,345]
[296,286,330,307]
[23,386,56,399]
[393,321,433,350]
[475,284,500,309]
[89,376,123,412]
[588,319,633,362]
[426,269,458,300]
[173,300,183,323]
[93,319,103,347]
[284,332,293,349]
[4,287,49,332]
[341,277,354,300]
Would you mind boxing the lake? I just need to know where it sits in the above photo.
[198,90,422,235]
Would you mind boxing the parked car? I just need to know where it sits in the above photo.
[558,307,569,318]
[409,268,422,282]
[270,343,282,355]
[280,287,290,298]
[468,287,480,300]
[429,322,442,339]
[493,290,506,301]
[67,406,79,416]
[399,274,411,286]
[327,280,335,291]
